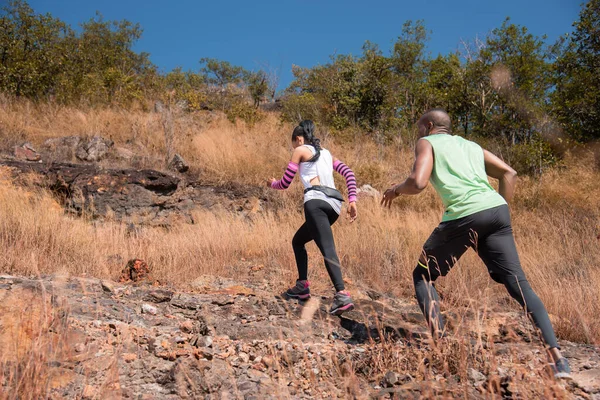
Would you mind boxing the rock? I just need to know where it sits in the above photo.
[154,101,165,113]
[14,143,41,161]
[168,154,189,173]
[141,304,158,315]
[358,184,380,198]
[75,136,114,162]
[82,384,96,399]
[114,147,134,161]
[469,368,486,384]
[193,347,214,360]
[366,289,382,300]
[74,343,86,353]
[191,334,213,349]
[145,289,174,303]
[383,371,400,387]
[0,159,269,226]
[101,280,115,294]
[573,370,600,394]
[120,259,151,283]
[180,321,194,333]
[123,353,137,363]
[43,136,82,161]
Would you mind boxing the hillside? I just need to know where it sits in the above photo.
[0,100,599,398]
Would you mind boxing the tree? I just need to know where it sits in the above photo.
[200,58,246,88]
[0,0,72,98]
[551,0,600,141]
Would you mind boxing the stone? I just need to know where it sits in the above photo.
[114,147,134,161]
[120,259,151,283]
[180,321,194,333]
[358,184,380,198]
[383,371,400,387]
[168,154,189,173]
[75,136,114,162]
[42,136,82,161]
[74,343,86,353]
[123,353,137,363]
[101,280,115,294]
[145,289,174,303]
[469,368,487,384]
[193,347,214,360]
[14,143,41,161]
[141,304,158,315]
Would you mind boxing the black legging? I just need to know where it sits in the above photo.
[413,205,559,349]
[292,199,345,291]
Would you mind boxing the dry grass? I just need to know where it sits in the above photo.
[0,97,598,351]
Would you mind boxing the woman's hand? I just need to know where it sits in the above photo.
[381,185,399,208]
[347,201,357,223]
[266,178,277,188]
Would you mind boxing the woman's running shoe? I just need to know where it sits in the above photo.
[285,280,311,300]
[329,291,354,315]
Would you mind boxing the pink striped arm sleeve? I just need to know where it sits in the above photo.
[271,162,299,190]
[333,160,357,202]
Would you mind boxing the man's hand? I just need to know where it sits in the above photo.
[381,185,399,208]
[347,201,357,223]
[266,178,277,188]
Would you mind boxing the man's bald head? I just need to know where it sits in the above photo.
[417,108,452,137]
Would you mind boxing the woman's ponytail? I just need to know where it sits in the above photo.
[298,120,320,162]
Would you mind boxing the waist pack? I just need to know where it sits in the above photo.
[304,185,344,202]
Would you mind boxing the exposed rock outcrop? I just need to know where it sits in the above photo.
[0,160,269,226]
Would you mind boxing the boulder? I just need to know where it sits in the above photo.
[358,184,380,198]
[168,153,189,173]
[14,143,41,161]
[75,136,114,162]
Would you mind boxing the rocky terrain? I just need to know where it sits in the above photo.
[2,138,273,226]
[0,137,598,399]
[0,272,598,399]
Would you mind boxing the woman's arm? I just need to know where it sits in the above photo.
[332,157,357,203]
[268,146,310,190]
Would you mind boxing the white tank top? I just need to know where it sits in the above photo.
[299,145,342,214]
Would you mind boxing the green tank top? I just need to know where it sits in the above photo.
[422,134,506,222]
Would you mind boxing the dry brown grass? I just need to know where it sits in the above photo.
[0,98,598,350]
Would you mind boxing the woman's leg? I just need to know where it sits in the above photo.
[292,222,312,281]
[304,200,344,291]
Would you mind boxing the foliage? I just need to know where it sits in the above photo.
[551,0,600,141]
[0,0,598,173]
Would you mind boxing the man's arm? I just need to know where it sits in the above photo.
[381,139,434,207]
[483,149,517,202]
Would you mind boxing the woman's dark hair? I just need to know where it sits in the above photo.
[292,120,321,162]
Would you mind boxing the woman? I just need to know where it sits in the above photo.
[268,120,358,315]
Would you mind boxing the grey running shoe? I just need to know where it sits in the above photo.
[329,291,354,315]
[285,280,311,300]
[553,357,572,379]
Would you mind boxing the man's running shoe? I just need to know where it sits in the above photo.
[285,280,311,300]
[553,357,572,379]
[329,291,354,315]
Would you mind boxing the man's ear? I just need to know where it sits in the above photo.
[427,121,434,129]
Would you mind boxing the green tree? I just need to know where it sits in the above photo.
[0,0,72,98]
[551,0,600,141]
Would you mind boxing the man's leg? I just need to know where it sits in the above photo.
[414,221,472,336]
[477,206,561,351]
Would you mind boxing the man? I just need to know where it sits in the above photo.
[381,108,571,379]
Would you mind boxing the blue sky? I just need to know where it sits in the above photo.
[27,0,581,89]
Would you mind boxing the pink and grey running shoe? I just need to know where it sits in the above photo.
[285,280,311,300]
[330,291,354,315]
